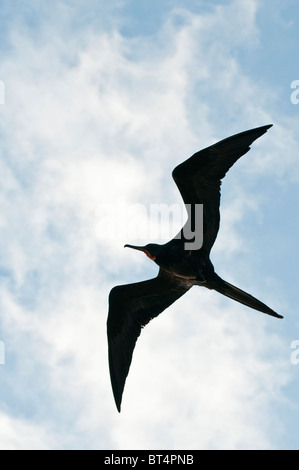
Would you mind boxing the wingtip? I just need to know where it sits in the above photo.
[258,124,273,134]
[255,124,273,134]
[267,310,283,319]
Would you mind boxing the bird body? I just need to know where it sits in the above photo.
[107,124,283,412]
[127,240,213,281]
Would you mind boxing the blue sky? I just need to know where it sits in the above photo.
[0,0,299,450]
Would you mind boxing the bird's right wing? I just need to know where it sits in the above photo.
[107,269,192,412]
[172,125,272,254]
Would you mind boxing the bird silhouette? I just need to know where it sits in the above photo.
[107,124,283,412]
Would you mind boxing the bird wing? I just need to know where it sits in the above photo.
[172,124,272,254]
[107,269,192,412]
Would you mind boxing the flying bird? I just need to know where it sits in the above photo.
[107,124,283,412]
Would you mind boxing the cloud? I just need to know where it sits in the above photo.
[0,411,58,450]
[0,0,295,449]
[110,291,288,450]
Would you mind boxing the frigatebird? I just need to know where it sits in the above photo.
[107,124,283,412]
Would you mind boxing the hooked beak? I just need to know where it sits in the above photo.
[124,244,146,252]
[124,244,156,261]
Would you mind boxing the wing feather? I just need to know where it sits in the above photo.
[172,125,272,253]
[107,269,192,411]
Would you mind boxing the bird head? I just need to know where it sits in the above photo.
[124,243,160,262]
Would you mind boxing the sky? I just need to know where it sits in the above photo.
[0,0,299,450]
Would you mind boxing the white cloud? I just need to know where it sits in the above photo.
[0,411,58,450]
[0,0,295,450]
[109,291,287,449]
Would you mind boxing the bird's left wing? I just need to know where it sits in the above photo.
[107,269,192,412]
[172,125,272,254]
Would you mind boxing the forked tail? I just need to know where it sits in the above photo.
[209,274,283,319]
